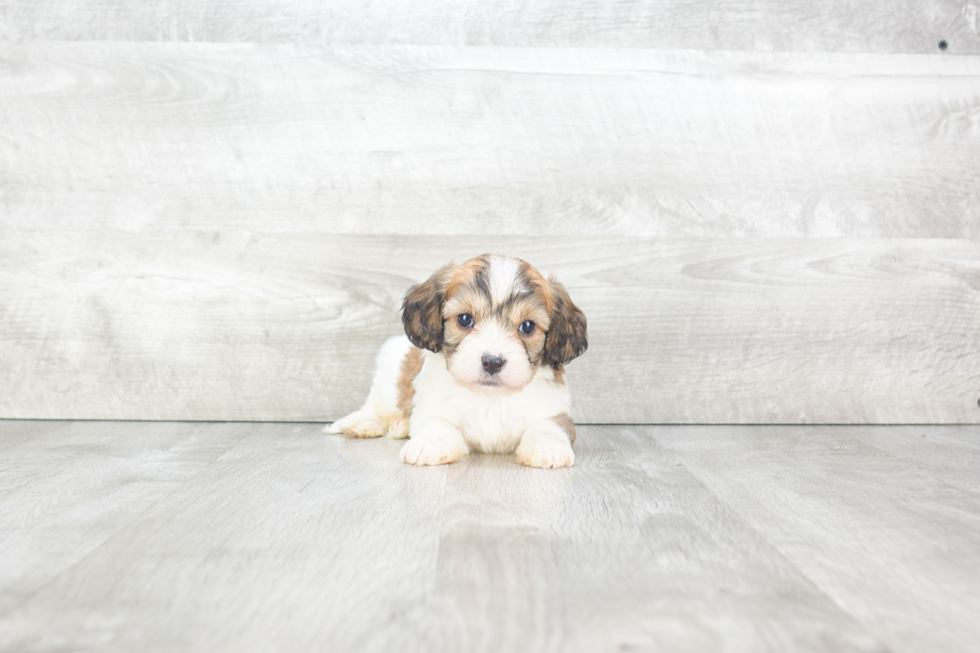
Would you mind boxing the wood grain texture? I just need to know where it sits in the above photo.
[653,424,980,653]
[0,420,250,616]
[382,427,887,652]
[834,425,980,493]
[2,234,978,423]
[0,0,978,53]
[0,421,449,651]
[0,422,904,652]
[2,44,979,238]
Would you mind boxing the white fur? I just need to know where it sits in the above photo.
[323,336,412,439]
[485,255,525,304]
[515,420,576,469]
[446,319,534,393]
[326,336,573,467]
[413,348,569,454]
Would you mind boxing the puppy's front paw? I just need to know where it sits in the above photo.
[399,436,467,466]
[516,430,575,469]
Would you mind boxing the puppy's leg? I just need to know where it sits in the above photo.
[399,419,469,466]
[516,415,576,469]
[325,336,413,439]
[325,408,388,439]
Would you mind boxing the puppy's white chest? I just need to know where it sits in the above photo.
[411,352,571,455]
[457,396,527,454]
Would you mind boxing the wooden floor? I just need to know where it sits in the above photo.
[0,421,978,652]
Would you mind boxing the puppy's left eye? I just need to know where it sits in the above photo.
[519,320,536,335]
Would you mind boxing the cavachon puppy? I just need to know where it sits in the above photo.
[325,254,588,468]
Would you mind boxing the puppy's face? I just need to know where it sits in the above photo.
[402,254,588,394]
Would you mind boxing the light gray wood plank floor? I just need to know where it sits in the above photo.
[0,420,977,652]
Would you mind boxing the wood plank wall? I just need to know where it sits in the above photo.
[2,1,979,52]
[1,3,979,423]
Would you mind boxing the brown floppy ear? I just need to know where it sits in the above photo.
[402,264,452,352]
[543,277,588,368]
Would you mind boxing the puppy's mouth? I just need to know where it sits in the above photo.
[478,379,507,392]
[473,374,524,395]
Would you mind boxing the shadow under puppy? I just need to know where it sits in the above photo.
[326,254,588,468]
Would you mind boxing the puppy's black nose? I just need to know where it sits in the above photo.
[481,354,505,375]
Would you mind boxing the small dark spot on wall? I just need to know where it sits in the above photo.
[938,40,948,50]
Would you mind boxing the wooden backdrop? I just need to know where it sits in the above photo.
[1,2,979,424]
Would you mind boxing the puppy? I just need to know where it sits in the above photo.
[325,254,587,468]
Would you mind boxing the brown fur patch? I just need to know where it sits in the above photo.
[519,260,553,310]
[542,276,588,369]
[552,366,565,385]
[551,413,577,444]
[396,346,424,418]
[506,295,549,365]
[402,264,454,352]
[444,255,490,301]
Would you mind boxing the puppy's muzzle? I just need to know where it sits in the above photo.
[481,354,506,376]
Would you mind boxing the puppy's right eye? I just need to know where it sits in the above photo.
[457,313,474,328]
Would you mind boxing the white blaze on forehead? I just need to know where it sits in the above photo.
[485,256,525,305]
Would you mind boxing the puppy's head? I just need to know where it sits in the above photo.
[402,254,587,394]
